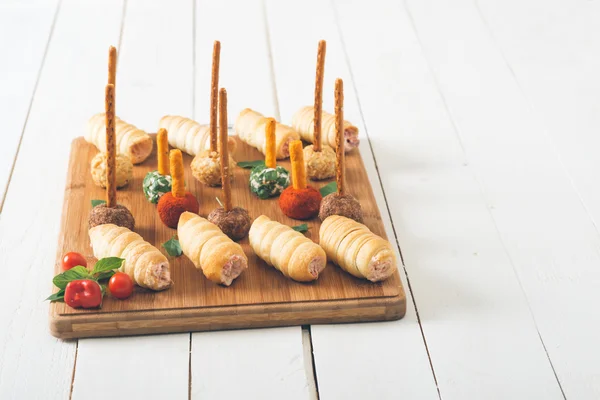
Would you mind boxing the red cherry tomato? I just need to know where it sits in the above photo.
[62,252,87,271]
[65,279,102,309]
[108,272,134,300]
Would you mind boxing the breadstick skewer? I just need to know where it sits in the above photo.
[290,140,307,190]
[265,118,277,169]
[210,40,221,153]
[108,45,117,87]
[105,84,117,208]
[157,128,169,176]
[313,40,326,152]
[219,88,232,211]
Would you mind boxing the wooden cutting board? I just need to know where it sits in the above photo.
[49,135,406,339]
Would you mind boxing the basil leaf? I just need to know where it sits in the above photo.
[320,181,337,197]
[96,270,116,281]
[237,160,265,169]
[162,237,182,257]
[91,199,106,207]
[46,289,65,302]
[52,266,90,289]
[92,257,124,274]
[291,224,309,233]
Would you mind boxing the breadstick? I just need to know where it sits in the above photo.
[210,40,221,152]
[289,140,306,190]
[219,88,232,211]
[105,84,116,208]
[265,118,276,169]
[170,149,185,197]
[108,46,117,86]
[313,40,326,152]
[335,78,345,195]
[157,128,169,176]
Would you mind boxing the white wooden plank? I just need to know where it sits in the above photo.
[424,0,600,398]
[0,0,58,210]
[331,0,566,398]
[71,1,192,399]
[190,2,311,398]
[265,1,439,399]
[0,1,123,399]
[191,328,311,399]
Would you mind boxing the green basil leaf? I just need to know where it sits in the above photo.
[291,224,309,233]
[320,181,337,197]
[91,199,106,207]
[46,289,65,302]
[162,236,182,257]
[92,257,124,274]
[52,266,90,289]
[96,270,116,281]
[237,160,265,169]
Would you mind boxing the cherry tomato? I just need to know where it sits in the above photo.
[62,252,87,271]
[108,272,134,299]
[65,279,102,309]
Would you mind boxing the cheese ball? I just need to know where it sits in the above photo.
[88,204,135,230]
[279,186,322,220]
[319,193,363,223]
[190,150,235,187]
[249,165,290,199]
[157,192,199,228]
[207,207,252,241]
[303,144,336,181]
[90,152,133,189]
[142,171,172,204]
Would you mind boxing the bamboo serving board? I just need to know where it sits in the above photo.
[49,135,406,339]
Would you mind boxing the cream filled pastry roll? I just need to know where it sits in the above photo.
[234,109,300,159]
[291,106,359,152]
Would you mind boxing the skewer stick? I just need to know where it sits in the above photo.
[313,40,326,152]
[170,150,185,197]
[105,84,117,208]
[108,46,117,87]
[210,40,221,153]
[335,78,345,196]
[219,88,232,211]
[265,118,277,169]
[290,140,307,190]
[157,128,169,176]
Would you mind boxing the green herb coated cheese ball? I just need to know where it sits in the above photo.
[249,165,290,199]
[143,171,172,204]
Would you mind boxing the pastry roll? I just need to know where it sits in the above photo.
[158,115,236,157]
[249,215,326,282]
[319,215,396,282]
[89,224,172,291]
[234,109,300,159]
[85,113,153,164]
[177,212,248,286]
[291,106,359,152]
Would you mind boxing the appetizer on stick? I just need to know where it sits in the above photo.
[303,40,336,181]
[319,215,396,282]
[157,149,199,228]
[189,41,235,186]
[319,79,363,222]
[234,109,299,159]
[89,84,135,230]
[249,215,326,282]
[89,224,172,290]
[178,211,248,286]
[249,118,290,199]
[143,128,172,204]
[90,152,132,189]
[208,89,252,241]
[279,140,322,220]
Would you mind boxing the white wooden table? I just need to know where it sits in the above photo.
[1,0,599,398]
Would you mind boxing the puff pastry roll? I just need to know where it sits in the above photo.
[319,215,396,282]
[158,115,236,157]
[234,109,300,159]
[249,215,326,282]
[178,212,248,286]
[89,224,172,291]
[291,106,359,152]
[86,113,153,164]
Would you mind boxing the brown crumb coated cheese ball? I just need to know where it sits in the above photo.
[157,192,199,228]
[88,204,135,230]
[319,193,363,223]
[90,153,133,188]
[207,207,252,241]
[303,145,336,181]
[279,186,322,220]
[190,150,235,187]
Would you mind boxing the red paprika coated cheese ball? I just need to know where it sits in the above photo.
[279,186,322,220]
[157,191,199,228]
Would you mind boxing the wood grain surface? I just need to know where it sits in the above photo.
[49,135,405,338]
